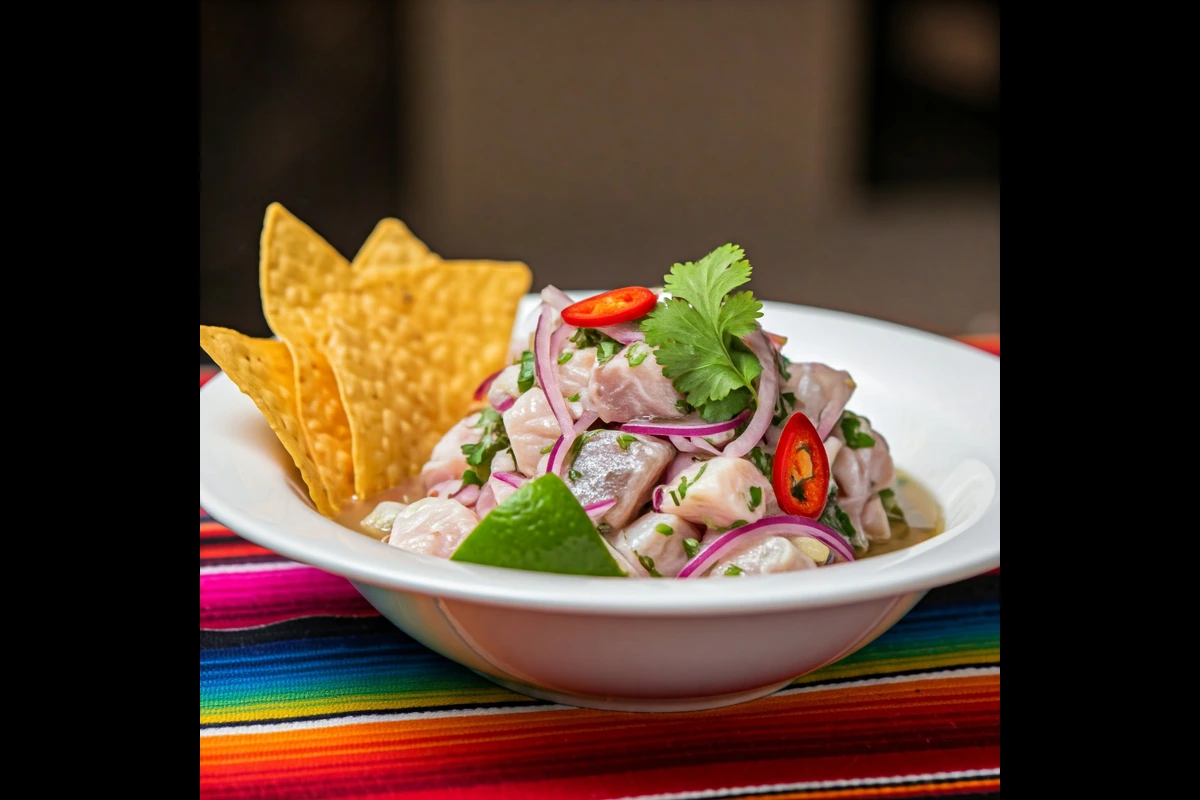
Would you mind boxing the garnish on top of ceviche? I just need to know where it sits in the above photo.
[201,205,942,579]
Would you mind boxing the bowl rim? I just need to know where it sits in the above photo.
[200,297,999,617]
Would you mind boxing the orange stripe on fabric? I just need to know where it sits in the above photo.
[745,778,1001,799]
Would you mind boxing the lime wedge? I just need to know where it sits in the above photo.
[451,474,628,577]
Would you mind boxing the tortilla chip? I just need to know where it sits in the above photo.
[258,203,359,510]
[199,326,334,517]
[352,217,439,272]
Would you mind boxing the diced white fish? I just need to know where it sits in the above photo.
[558,346,597,419]
[831,413,895,545]
[428,478,462,499]
[609,512,701,578]
[385,498,479,559]
[566,430,674,530]
[477,474,519,519]
[490,450,517,475]
[658,457,774,530]
[587,347,685,424]
[360,501,407,535]
[701,532,818,577]
[488,364,521,409]
[420,412,483,490]
[502,388,563,476]
[787,363,856,435]
[665,451,707,484]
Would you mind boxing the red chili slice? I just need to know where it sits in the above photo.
[771,412,831,518]
[560,287,658,328]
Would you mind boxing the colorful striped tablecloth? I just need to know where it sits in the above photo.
[200,334,999,799]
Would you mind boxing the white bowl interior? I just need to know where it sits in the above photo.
[200,294,999,616]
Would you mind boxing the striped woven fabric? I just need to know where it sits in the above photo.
[199,334,999,799]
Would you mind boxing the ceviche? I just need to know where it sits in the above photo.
[351,245,943,578]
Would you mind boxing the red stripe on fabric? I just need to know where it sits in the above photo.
[200,566,377,629]
[200,542,274,560]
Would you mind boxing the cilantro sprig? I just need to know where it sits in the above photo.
[461,409,511,480]
[640,244,764,422]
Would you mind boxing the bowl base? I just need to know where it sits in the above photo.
[473,670,794,713]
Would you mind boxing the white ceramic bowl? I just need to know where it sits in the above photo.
[199,295,1000,712]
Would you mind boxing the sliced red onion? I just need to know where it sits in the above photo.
[621,408,750,438]
[450,482,481,507]
[597,321,645,344]
[492,471,527,489]
[475,482,497,518]
[544,410,600,476]
[534,305,576,441]
[584,498,616,522]
[652,486,664,512]
[473,368,502,401]
[663,452,701,484]
[722,332,779,459]
[669,435,722,456]
[492,395,515,412]
[676,515,855,579]
[550,322,576,359]
[540,285,573,311]
[816,394,850,441]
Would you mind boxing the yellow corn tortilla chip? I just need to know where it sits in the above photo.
[259,203,358,510]
[199,326,334,517]
[318,260,531,498]
[352,217,439,272]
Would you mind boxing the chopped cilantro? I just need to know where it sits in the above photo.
[617,434,637,450]
[625,342,650,367]
[654,523,674,536]
[748,446,773,477]
[517,350,536,393]
[566,392,581,403]
[460,470,484,487]
[597,339,622,364]
[748,485,762,512]
[568,467,582,482]
[635,551,663,578]
[568,429,601,460]
[557,351,574,365]
[640,244,765,422]
[460,410,511,480]
[879,488,907,525]
[675,463,707,500]
[597,522,612,534]
[840,411,876,449]
[669,490,680,506]
[818,484,857,544]
[777,351,793,381]
[675,399,693,415]
[570,328,603,348]
[539,443,554,454]
[724,564,744,576]
[683,538,701,558]
[772,391,796,426]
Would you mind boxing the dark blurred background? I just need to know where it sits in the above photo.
[200,0,999,364]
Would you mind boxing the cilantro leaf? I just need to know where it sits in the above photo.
[879,488,907,525]
[517,350,536,393]
[640,245,764,420]
[683,538,701,559]
[748,446,773,477]
[840,411,876,449]
[460,410,511,480]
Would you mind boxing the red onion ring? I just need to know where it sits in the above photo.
[550,322,576,359]
[544,409,600,476]
[492,471,527,489]
[450,482,481,507]
[534,305,576,439]
[473,368,502,401]
[597,321,645,344]
[540,285,573,311]
[676,515,855,578]
[652,486,664,512]
[492,395,515,412]
[621,408,749,437]
[722,332,779,459]
[669,435,722,456]
[584,499,616,522]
